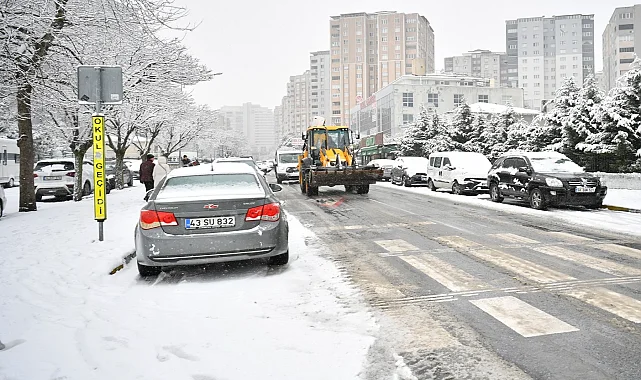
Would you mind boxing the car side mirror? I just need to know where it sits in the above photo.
[144,190,153,201]
[269,183,283,192]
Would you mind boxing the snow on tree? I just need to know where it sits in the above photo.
[399,106,429,157]
[450,102,474,149]
[538,77,579,152]
[581,61,641,171]
[462,114,488,153]
[423,111,455,157]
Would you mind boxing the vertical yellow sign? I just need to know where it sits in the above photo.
[92,116,107,221]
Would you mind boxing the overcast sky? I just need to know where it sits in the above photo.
[172,0,616,110]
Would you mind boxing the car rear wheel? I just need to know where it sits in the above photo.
[403,175,411,187]
[452,181,462,195]
[277,176,283,184]
[82,181,92,196]
[427,179,436,191]
[269,251,289,266]
[36,193,43,202]
[529,188,547,210]
[137,261,162,277]
[489,182,503,203]
[8,178,15,188]
[127,176,134,187]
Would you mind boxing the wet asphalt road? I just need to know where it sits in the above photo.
[274,176,641,380]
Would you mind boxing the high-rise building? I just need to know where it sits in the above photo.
[330,11,435,125]
[603,6,639,91]
[444,49,509,87]
[309,51,332,121]
[279,71,311,141]
[505,14,595,110]
[219,103,276,159]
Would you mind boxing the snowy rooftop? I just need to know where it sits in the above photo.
[466,102,541,115]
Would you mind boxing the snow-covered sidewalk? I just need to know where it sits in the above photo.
[0,187,377,380]
[375,182,641,237]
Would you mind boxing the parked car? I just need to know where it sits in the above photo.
[274,149,302,184]
[427,152,492,195]
[106,161,134,189]
[0,186,6,218]
[487,151,607,210]
[33,159,94,201]
[366,159,396,181]
[125,159,142,180]
[390,156,429,187]
[135,162,289,276]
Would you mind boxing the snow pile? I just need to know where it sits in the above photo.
[594,172,641,190]
[0,187,378,380]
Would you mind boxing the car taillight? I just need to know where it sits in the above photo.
[244,203,280,222]
[140,210,178,230]
[66,172,75,177]
[261,203,280,222]
[33,173,38,178]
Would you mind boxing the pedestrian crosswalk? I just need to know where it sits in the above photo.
[369,230,641,338]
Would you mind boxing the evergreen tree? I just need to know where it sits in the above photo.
[541,77,580,151]
[423,111,455,156]
[450,102,474,149]
[399,107,429,156]
[463,114,487,153]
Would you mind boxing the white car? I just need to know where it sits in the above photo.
[0,186,6,217]
[427,151,492,195]
[33,159,94,201]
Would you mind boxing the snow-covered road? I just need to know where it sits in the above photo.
[0,187,377,380]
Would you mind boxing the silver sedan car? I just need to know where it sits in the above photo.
[135,162,289,276]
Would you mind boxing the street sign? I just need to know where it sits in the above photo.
[77,66,123,105]
[92,115,107,221]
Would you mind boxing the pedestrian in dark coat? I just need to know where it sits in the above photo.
[139,154,156,191]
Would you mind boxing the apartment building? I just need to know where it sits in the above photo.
[279,71,311,141]
[218,103,277,159]
[444,50,510,87]
[309,51,332,121]
[330,11,435,126]
[505,14,595,110]
[349,74,524,141]
[603,5,640,91]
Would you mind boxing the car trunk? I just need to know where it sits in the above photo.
[34,162,75,187]
[154,196,267,235]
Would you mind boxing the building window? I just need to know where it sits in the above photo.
[522,75,528,79]
[620,24,634,30]
[402,114,414,124]
[427,93,439,107]
[621,58,635,64]
[478,94,489,103]
[454,94,464,107]
[402,92,414,107]
[583,23,592,28]
[620,47,635,53]
[583,31,592,37]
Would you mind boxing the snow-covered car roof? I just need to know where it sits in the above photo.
[398,156,428,161]
[167,162,257,178]
[500,151,569,160]
[35,158,77,163]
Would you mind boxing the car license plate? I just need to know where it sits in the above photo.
[575,186,596,193]
[43,176,62,180]
[185,216,235,229]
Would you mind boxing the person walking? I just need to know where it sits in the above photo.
[139,154,156,191]
[153,156,172,185]
[181,155,191,167]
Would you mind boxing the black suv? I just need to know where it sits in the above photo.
[487,152,607,210]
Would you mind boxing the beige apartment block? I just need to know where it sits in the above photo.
[603,5,640,91]
[329,11,435,126]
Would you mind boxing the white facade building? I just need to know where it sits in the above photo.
[219,103,277,159]
[349,74,524,141]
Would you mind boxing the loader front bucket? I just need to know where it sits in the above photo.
[310,167,382,187]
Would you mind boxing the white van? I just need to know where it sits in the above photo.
[0,138,20,188]
[427,152,491,195]
[274,149,302,184]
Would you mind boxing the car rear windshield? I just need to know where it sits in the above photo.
[279,153,299,164]
[529,156,584,173]
[157,173,262,199]
[34,161,74,171]
[219,160,256,169]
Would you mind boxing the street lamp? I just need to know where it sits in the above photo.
[213,72,223,76]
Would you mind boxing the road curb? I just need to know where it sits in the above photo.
[603,205,641,214]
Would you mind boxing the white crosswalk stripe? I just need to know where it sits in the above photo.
[400,255,491,292]
[546,231,594,243]
[562,288,641,323]
[532,245,641,276]
[435,236,575,283]
[490,233,539,244]
[593,243,641,260]
[470,296,579,337]
[374,239,419,253]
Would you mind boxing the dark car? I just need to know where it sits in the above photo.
[106,161,134,189]
[390,156,429,187]
[487,151,607,210]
